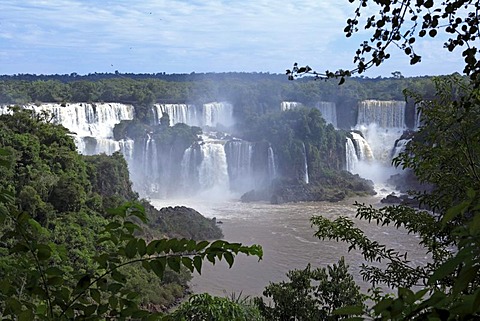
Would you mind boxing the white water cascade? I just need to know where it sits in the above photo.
[345,137,359,172]
[151,102,234,129]
[203,102,234,128]
[281,101,303,111]
[267,145,277,179]
[302,143,309,184]
[316,101,337,127]
[225,141,254,192]
[23,103,134,155]
[152,104,200,127]
[347,100,407,186]
[198,141,230,196]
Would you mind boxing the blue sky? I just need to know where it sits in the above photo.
[0,0,464,77]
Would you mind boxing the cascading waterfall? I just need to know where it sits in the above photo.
[225,141,254,192]
[119,139,135,163]
[350,132,374,161]
[391,139,410,160]
[414,102,423,130]
[180,145,202,193]
[22,103,134,155]
[267,145,277,179]
[316,101,337,127]
[281,101,303,111]
[152,104,200,127]
[198,142,230,193]
[357,100,406,128]
[354,100,406,162]
[203,102,234,128]
[150,102,234,129]
[302,142,309,184]
[345,137,359,172]
[347,100,407,186]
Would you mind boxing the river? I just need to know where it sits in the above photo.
[151,194,429,298]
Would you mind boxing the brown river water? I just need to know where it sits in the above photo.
[151,194,429,298]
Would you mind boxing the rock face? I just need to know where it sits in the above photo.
[147,205,223,240]
[241,172,376,204]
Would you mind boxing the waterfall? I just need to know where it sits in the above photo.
[203,102,234,128]
[345,137,359,172]
[267,145,277,179]
[391,139,410,160]
[354,100,406,162]
[357,100,406,128]
[414,102,423,130]
[198,142,229,192]
[152,104,200,127]
[350,100,406,185]
[225,141,253,191]
[281,101,303,111]
[140,134,160,194]
[23,103,134,155]
[181,145,202,193]
[316,101,337,127]
[119,139,135,163]
[0,105,13,115]
[350,132,374,161]
[302,142,309,184]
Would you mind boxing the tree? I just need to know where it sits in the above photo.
[285,1,480,320]
[288,0,480,85]
[255,258,364,321]
[310,72,480,321]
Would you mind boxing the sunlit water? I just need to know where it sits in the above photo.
[151,195,429,298]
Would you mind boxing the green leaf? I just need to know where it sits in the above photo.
[195,240,210,251]
[105,222,122,231]
[182,257,194,272]
[167,256,181,272]
[137,238,146,256]
[453,266,479,294]
[224,251,234,268]
[47,276,64,286]
[429,253,465,285]
[210,240,225,249]
[146,240,159,255]
[90,288,101,304]
[36,244,52,261]
[373,298,394,314]
[186,239,197,252]
[83,304,97,316]
[45,267,64,276]
[141,260,151,271]
[18,309,34,321]
[125,239,137,259]
[109,296,118,309]
[111,270,127,283]
[442,200,469,225]
[150,258,166,278]
[333,305,364,315]
[108,283,123,293]
[193,256,202,274]
[97,303,108,315]
[75,275,92,292]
